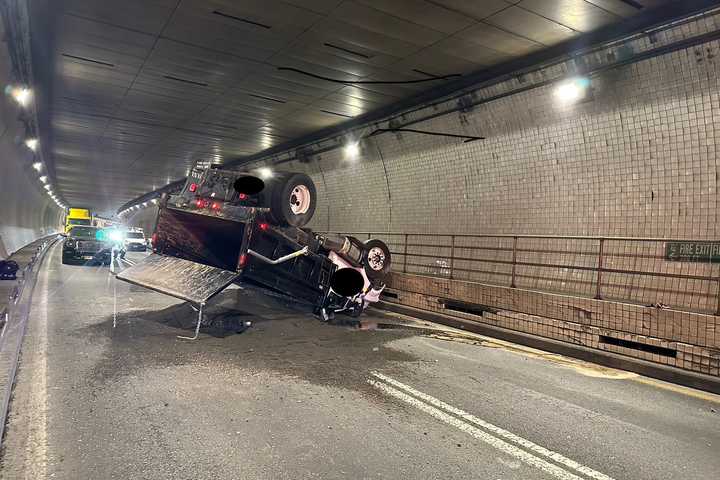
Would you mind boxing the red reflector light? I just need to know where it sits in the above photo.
[238,193,247,200]
[189,183,197,192]
[195,198,209,209]
[238,253,247,267]
[258,222,269,231]
[211,202,221,210]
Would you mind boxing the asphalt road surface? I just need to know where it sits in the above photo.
[1,243,719,479]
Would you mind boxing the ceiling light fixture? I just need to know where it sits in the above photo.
[7,86,32,107]
[43,184,51,190]
[25,138,38,151]
[39,175,47,183]
[32,161,42,171]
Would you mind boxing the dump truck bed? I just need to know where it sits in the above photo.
[123,201,335,309]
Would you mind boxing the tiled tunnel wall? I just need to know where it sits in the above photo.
[246,15,720,375]
[296,43,719,239]
[130,14,720,375]
[0,38,63,258]
[259,24,720,312]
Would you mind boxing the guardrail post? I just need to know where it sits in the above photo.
[449,235,455,279]
[403,234,409,273]
[595,239,605,300]
[510,236,518,288]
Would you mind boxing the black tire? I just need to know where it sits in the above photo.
[269,173,316,227]
[362,239,392,279]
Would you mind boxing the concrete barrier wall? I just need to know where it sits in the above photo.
[0,41,63,259]
[384,272,719,377]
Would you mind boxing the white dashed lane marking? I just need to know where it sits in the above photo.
[369,371,614,480]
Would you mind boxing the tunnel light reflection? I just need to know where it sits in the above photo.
[258,167,273,179]
[555,77,590,103]
[344,141,360,159]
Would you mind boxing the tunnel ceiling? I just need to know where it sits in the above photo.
[38,0,669,213]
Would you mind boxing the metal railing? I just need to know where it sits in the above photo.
[327,232,720,315]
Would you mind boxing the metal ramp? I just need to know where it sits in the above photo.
[116,254,240,339]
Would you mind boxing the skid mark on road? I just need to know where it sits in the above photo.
[420,336,638,380]
[369,371,614,480]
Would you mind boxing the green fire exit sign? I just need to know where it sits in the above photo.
[665,242,720,262]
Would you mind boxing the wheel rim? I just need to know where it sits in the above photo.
[367,247,386,271]
[289,185,311,215]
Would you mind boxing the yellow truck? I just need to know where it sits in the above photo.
[64,208,92,234]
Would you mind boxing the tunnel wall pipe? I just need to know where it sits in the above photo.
[0,36,62,259]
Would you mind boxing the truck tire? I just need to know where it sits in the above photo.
[269,173,316,227]
[362,239,391,279]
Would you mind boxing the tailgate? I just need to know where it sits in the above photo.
[116,254,239,304]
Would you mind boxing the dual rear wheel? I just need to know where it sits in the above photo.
[235,172,317,227]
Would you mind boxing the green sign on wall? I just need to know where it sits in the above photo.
[665,242,720,262]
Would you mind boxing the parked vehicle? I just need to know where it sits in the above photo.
[0,260,19,280]
[124,229,147,252]
[117,164,391,329]
[62,226,114,265]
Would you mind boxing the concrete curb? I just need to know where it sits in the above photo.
[378,301,720,395]
[0,236,58,448]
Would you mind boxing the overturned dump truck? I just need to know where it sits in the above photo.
[116,164,391,338]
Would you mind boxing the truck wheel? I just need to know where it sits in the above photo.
[349,302,364,318]
[270,173,316,227]
[363,239,391,279]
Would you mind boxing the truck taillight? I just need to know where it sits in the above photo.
[195,199,209,209]
[258,222,269,231]
[238,253,247,267]
[189,183,197,192]
[211,201,221,210]
[238,193,247,200]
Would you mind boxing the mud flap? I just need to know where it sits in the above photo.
[116,254,239,304]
